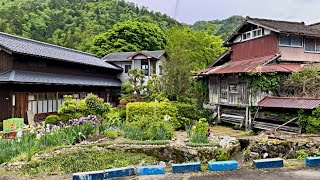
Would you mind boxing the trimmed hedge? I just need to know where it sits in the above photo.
[126,101,180,129]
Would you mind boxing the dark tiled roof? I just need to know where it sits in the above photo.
[102,50,165,62]
[258,96,320,109]
[0,32,121,70]
[0,70,121,87]
[247,17,320,37]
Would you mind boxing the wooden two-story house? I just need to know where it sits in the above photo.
[196,17,320,131]
[0,32,122,122]
[102,50,166,83]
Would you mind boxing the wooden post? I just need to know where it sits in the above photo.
[245,106,249,131]
[217,105,221,123]
[248,108,252,130]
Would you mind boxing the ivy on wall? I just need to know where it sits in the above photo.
[239,72,285,94]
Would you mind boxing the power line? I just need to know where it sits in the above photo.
[173,0,181,19]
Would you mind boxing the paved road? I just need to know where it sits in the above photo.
[1,167,319,180]
[135,167,320,180]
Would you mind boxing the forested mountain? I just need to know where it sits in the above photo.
[0,0,180,51]
[192,16,245,40]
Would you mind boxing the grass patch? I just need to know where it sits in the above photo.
[21,149,157,176]
[186,142,220,147]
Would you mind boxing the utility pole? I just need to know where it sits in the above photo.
[174,0,181,19]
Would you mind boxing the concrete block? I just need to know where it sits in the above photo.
[208,160,238,171]
[253,158,284,169]
[172,162,201,173]
[72,170,104,180]
[136,165,165,175]
[104,167,135,179]
[306,157,320,167]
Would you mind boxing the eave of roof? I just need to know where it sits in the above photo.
[103,50,165,62]
[0,32,121,71]
[258,96,320,109]
[0,70,121,87]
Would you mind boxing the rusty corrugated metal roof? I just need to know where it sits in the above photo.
[258,96,320,109]
[205,54,304,74]
[207,54,279,74]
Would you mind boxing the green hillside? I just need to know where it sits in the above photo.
[192,15,245,40]
[0,0,180,51]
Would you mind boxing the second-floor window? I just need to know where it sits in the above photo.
[124,65,131,73]
[141,60,149,76]
[305,38,320,52]
[242,28,262,41]
[279,35,303,47]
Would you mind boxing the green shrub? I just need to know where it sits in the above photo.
[103,108,122,126]
[45,115,59,125]
[103,129,119,139]
[296,149,309,160]
[126,101,181,129]
[123,116,174,141]
[190,118,209,144]
[298,106,320,134]
[85,93,111,116]
[58,98,77,120]
[215,149,229,161]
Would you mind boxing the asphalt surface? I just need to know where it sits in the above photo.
[134,167,320,180]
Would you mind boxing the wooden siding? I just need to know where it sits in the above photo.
[0,85,12,121]
[0,50,13,71]
[208,74,270,106]
[13,54,118,79]
[231,34,279,61]
[209,76,220,104]
[279,47,320,62]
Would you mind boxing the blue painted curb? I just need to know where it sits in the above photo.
[208,160,238,171]
[72,170,104,180]
[306,157,320,167]
[172,162,201,173]
[136,165,165,175]
[253,158,284,169]
[104,167,135,179]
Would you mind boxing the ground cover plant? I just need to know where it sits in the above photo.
[21,149,157,175]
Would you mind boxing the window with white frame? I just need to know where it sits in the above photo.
[279,35,303,47]
[305,38,320,52]
[242,28,262,41]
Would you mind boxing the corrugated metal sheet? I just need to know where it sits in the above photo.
[207,54,282,74]
[258,96,320,109]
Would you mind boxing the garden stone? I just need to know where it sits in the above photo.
[298,142,306,147]
[263,153,268,159]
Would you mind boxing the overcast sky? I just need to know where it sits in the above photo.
[126,0,320,25]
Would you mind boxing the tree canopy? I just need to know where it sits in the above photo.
[90,21,166,57]
[163,27,226,101]
[0,0,179,52]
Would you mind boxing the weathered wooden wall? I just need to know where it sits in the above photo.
[231,34,279,61]
[0,50,13,71]
[208,74,269,106]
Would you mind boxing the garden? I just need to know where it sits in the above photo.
[0,91,242,178]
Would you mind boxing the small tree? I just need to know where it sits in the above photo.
[85,93,111,116]
[121,68,146,101]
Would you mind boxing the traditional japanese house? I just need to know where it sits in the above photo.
[0,32,122,122]
[195,17,320,131]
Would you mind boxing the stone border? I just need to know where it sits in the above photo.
[306,157,320,167]
[253,158,284,169]
[172,162,201,173]
[208,160,238,171]
[136,165,165,175]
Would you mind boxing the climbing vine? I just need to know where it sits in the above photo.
[239,72,285,94]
